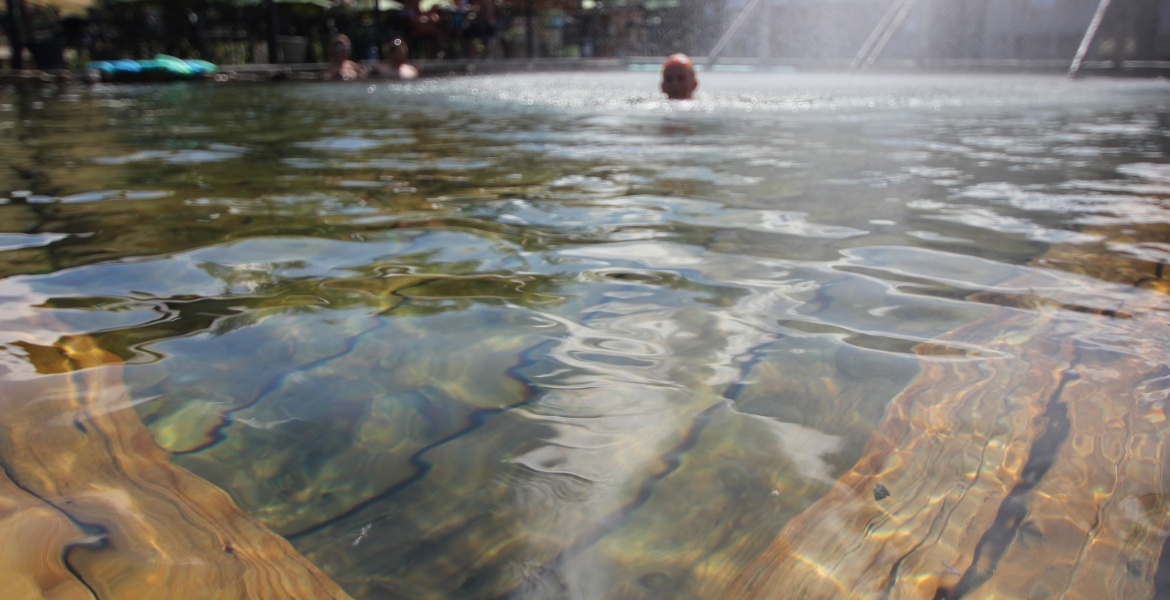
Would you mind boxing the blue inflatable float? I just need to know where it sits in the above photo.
[86,55,218,82]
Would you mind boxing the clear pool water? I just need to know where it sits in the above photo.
[1,72,1168,598]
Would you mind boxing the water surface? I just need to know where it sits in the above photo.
[1,72,1168,599]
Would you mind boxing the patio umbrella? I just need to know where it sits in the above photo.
[350,0,404,10]
[27,0,96,18]
[232,0,331,7]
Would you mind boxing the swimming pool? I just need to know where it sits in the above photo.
[1,72,1168,598]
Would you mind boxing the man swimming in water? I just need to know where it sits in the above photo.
[323,34,368,81]
[375,38,420,80]
[661,54,698,100]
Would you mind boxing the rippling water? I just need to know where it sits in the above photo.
[1,72,1169,599]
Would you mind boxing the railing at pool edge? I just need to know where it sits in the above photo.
[2,57,1170,86]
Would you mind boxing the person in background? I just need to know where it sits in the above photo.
[463,0,497,59]
[661,53,698,100]
[404,0,451,59]
[323,34,368,81]
[376,38,420,80]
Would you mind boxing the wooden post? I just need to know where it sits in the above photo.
[1069,0,1114,78]
[525,0,534,58]
[266,0,279,64]
[373,0,381,59]
[4,0,23,70]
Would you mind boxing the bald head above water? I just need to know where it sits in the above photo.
[661,54,698,100]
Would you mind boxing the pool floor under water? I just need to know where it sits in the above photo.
[0,72,1168,598]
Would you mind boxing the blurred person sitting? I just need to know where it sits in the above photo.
[323,34,368,81]
[375,38,420,80]
[404,0,452,59]
[661,53,698,100]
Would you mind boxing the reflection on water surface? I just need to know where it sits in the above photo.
[1,73,1169,599]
